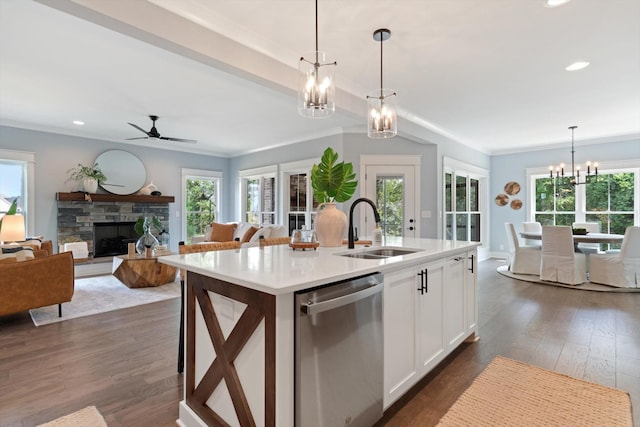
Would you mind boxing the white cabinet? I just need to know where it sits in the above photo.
[465,251,478,336]
[383,250,477,409]
[444,255,466,350]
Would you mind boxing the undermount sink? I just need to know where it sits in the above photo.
[337,247,422,259]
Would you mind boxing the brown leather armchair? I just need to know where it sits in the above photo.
[0,248,74,317]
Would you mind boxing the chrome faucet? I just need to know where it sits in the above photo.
[348,198,381,249]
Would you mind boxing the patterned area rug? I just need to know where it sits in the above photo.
[29,275,180,326]
[497,265,640,292]
[37,406,107,426]
[437,356,633,426]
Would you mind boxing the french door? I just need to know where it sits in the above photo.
[362,157,420,240]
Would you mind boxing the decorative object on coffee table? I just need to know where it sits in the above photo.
[134,216,162,255]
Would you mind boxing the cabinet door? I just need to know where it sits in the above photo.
[444,255,466,350]
[383,268,419,408]
[417,260,444,374]
[465,250,478,335]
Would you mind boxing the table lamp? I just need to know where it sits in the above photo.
[0,214,26,244]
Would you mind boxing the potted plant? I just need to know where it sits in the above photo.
[311,147,358,246]
[66,163,107,193]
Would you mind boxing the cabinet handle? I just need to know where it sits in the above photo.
[424,268,428,293]
[453,256,464,262]
[468,254,475,273]
[417,270,425,294]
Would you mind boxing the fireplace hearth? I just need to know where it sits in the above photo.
[94,222,137,258]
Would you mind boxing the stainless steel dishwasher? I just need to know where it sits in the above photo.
[295,272,383,427]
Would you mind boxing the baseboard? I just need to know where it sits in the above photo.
[74,257,113,278]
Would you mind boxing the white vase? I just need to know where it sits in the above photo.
[83,178,98,193]
[315,203,347,247]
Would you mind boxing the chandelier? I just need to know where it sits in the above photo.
[549,125,598,185]
[298,0,336,118]
[367,28,397,138]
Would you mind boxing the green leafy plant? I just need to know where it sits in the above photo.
[0,199,18,234]
[134,216,163,237]
[311,147,358,203]
[66,163,107,184]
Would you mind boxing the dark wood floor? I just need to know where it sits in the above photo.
[1,259,638,426]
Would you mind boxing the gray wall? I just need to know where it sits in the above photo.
[0,125,228,251]
[490,138,640,253]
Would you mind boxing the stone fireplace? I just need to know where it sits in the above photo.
[56,193,172,257]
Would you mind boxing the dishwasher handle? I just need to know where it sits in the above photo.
[300,282,383,316]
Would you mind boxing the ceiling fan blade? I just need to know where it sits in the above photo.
[160,136,197,143]
[128,122,151,136]
[125,137,149,140]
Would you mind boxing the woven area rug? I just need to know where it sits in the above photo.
[29,275,180,326]
[37,406,107,426]
[497,265,640,292]
[437,355,633,426]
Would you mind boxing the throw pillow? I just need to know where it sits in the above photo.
[0,246,35,262]
[241,226,260,243]
[210,222,237,242]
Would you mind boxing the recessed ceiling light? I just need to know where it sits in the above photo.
[565,61,590,71]
[545,0,571,7]
[73,120,84,125]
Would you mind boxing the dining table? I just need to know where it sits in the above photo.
[519,231,625,245]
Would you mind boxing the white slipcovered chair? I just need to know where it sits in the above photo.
[540,225,587,285]
[522,221,542,247]
[505,222,541,275]
[589,226,640,288]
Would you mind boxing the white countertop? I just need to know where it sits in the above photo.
[159,237,480,295]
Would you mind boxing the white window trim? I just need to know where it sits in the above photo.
[280,159,316,233]
[181,168,223,242]
[239,165,277,225]
[525,158,640,224]
[443,156,489,251]
[0,149,35,235]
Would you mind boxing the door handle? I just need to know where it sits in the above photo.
[408,226,414,231]
[301,283,383,315]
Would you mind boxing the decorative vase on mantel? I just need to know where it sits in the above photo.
[315,203,348,247]
[83,178,98,194]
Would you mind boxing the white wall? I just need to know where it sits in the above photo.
[490,138,640,253]
[0,125,229,251]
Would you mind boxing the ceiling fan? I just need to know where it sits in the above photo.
[126,115,196,143]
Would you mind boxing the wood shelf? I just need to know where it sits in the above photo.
[56,192,175,203]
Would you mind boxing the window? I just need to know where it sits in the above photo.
[444,157,487,244]
[376,176,404,237]
[240,166,276,225]
[528,161,639,250]
[181,169,222,243]
[281,160,317,236]
[0,149,35,235]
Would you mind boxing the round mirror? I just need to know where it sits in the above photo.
[95,150,146,195]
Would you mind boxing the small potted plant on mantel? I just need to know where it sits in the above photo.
[66,163,107,194]
[311,147,358,247]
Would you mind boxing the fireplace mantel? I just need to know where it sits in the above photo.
[56,192,174,204]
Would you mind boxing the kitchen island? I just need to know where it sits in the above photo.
[160,237,480,427]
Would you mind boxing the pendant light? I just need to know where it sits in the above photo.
[298,0,336,118]
[549,126,598,185]
[367,28,397,138]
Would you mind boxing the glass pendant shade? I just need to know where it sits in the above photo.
[298,51,336,118]
[367,88,397,138]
